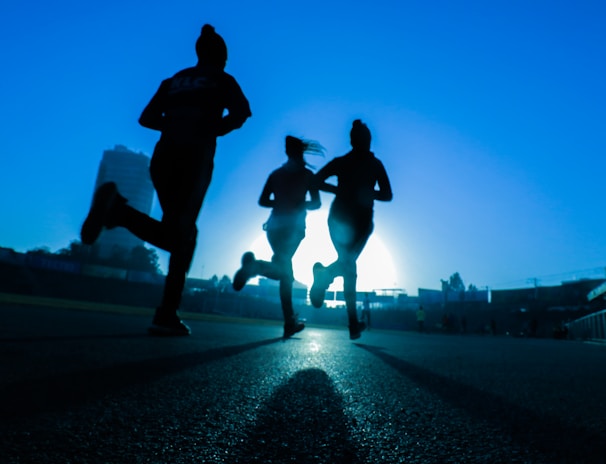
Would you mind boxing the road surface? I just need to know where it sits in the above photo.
[1,298,605,463]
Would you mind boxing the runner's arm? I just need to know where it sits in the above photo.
[216,77,252,136]
[306,188,321,210]
[313,161,338,195]
[138,80,170,131]
[373,161,393,202]
[258,177,275,208]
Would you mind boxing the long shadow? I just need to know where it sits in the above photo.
[0,333,150,343]
[356,343,605,462]
[230,368,365,464]
[0,337,282,419]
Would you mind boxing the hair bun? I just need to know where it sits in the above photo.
[201,24,215,35]
[196,24,227,68]
[350,119,371,150]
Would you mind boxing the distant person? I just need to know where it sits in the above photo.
[232,136,323,338]
[416,305,425,333]
[442,313,450,332]
[80,24,251,336]
[361,292,371,330]
[490,319,497,336]
[309,119,393,340]
[460,314,467,334]
[529,318,538,337]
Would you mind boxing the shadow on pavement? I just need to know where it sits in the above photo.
[230,368,365,464]
[1,337,283,418]
[0,333,150,343]
[355,343,603,463]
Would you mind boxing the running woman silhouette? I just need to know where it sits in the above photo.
[309,119,393,340]
[233,136,323,338]
[80,24,251,336]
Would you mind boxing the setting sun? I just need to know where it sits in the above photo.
[248,209,398,292]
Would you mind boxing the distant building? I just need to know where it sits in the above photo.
[91,145,154,258]
[418,287,490,306]
[238,278,309,304]
[490,279,605,312]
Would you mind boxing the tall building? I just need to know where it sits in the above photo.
[91,145,154,258]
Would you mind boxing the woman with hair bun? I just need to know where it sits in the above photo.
[80,24,251,336]
[310,119,393,340]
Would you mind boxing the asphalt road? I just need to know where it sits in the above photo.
[1,298,605,464]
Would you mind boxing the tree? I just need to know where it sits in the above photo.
[106,245,129,269]
[27,246,52,256]
[129,245,161,274]
[57,240,89,261]
[54,240,161,273]
[448,272,465,293]
[218,275,231,292]
[442,272,471,305]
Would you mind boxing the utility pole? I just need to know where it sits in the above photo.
[527,277,539,300]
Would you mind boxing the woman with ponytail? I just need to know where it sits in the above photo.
[233,136,323,338]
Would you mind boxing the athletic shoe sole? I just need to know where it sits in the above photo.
[148,322,191,337]
[283,322,305,339]
[233,251,256,291]
[310,262,328,308]
[81,182,118,245]
[349,321,367,340]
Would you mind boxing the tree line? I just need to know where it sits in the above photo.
[27,240,161,274]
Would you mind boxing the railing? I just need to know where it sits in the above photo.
[566,309,606,342]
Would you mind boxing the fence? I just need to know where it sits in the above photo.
[567,308,606,341]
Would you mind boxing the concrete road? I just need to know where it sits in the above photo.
[1,298,605,463]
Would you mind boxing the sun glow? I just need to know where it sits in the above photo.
[249,209,398,292]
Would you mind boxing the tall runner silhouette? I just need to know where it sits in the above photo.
[310,120,392,340]
[81,24,251,336]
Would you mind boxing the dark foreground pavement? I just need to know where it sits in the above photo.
[1,297,605,464]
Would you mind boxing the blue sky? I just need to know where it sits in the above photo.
[1,0,606,294]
